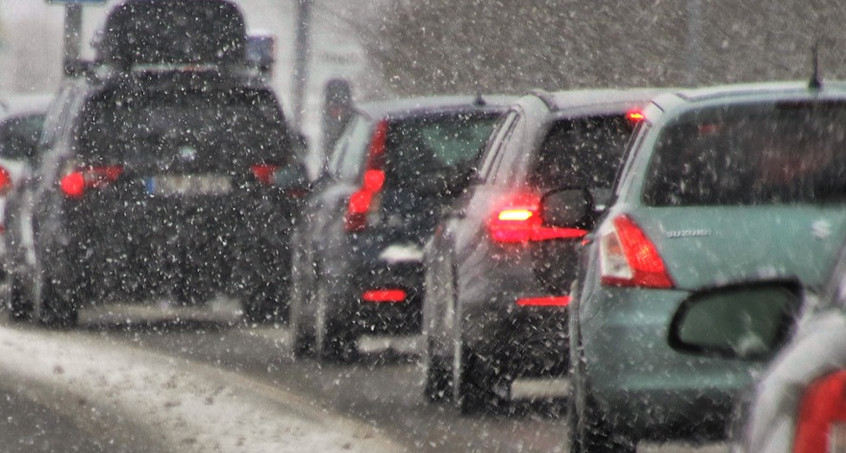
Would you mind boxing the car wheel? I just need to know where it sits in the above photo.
[37,273,78,328]
[423,337,452,402]
[568,347,636,452]
[314,280,357,363]
[288,269,314,358]
[7,273,33,322]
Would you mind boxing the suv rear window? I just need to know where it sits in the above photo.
[643,101,846,206]
[78,89,291,167]
[528,115,632,189]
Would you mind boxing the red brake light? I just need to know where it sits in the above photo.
[516,295,571,307]
[0,166,12,195]
[60,165,123,198]
[362,288,406,303]
[488,192,588,243]
[794,370,846,453]
[250,164,279,185]
[626,109,645,123]
[345,120,389,233]
[599,214,673,288]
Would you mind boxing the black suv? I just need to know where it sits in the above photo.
[288,96,513,362]
[3,0,307,326]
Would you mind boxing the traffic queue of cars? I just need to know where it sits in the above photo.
[5,0,846,451]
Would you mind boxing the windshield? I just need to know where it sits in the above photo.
[643,102,846,206]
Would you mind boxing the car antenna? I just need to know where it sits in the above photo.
[809,38,823,90]
[473,91,486,106]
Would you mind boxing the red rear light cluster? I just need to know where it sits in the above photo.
[516,295,571,307]
[60,165,124,198]
[345,120,389,233]
[361,288,406,303]
[0,166,11,196]
[488,192,588,243]
[599,214,673,288]
[250,164,279,185]
[794,370,846,453]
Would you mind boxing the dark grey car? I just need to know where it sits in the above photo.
[421,89,658,413]
[287,95,512,362]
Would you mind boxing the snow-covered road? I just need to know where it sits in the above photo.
[0,324,399,453]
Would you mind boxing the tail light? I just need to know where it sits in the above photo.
[362,288,406,303]
[344,120,388,233]
[626,108,646,123]
[794,370,846,453]
[250,164,279,185]
[487,192,588,243]
[0,166,11,196]
[599,214,673,288]
[516,295,571,307]
[60,165,124,198]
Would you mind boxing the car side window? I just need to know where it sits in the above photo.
[477,110,518,182]
[612,121,649,199]
[336,116,374,182]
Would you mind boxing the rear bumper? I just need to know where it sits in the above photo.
[345,260,424,335]
[64,194,299,299]
[580,285,757,441]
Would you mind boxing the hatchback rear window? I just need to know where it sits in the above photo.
[528,115,632,189]
[384,113,498,180]
[643,101,846,206]
[78,89,291,167]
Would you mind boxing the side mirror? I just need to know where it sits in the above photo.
[274,163,309,191]
[668,281,802,360]
[540,188,593,228]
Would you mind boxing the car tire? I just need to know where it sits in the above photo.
[453,340,499,415]
[288,280,314,358]
[568,347,636,453]
[314,281,357,363]
[37,274,78,328]
[8,274,32,322]
[423,337,452,402]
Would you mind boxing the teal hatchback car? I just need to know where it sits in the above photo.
[558,81,846,451]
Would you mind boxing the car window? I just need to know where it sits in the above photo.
[76,88,291,167]
[643,101,846,206]
[527,115,632,190]
[0,113,45,162]
[383,113,498,179]
[331,114,373,182]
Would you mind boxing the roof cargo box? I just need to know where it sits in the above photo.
[96,0,247,68]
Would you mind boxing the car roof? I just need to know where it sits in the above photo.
[0,93,52,118]
[537,88,668,112]
[652,80,846,111]
[355,95,516,120]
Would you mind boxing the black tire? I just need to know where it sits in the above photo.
[314,283,357,363]
[423,338,452,402]
[7,274,32,323]
[453,342,499,415]
[288,287,314,358]
[568,355,636,452]
[37,275,78,328]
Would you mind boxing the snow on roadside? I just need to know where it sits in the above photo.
[0,326,400,453]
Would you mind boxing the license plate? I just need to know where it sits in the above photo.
[145,174,233,196]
